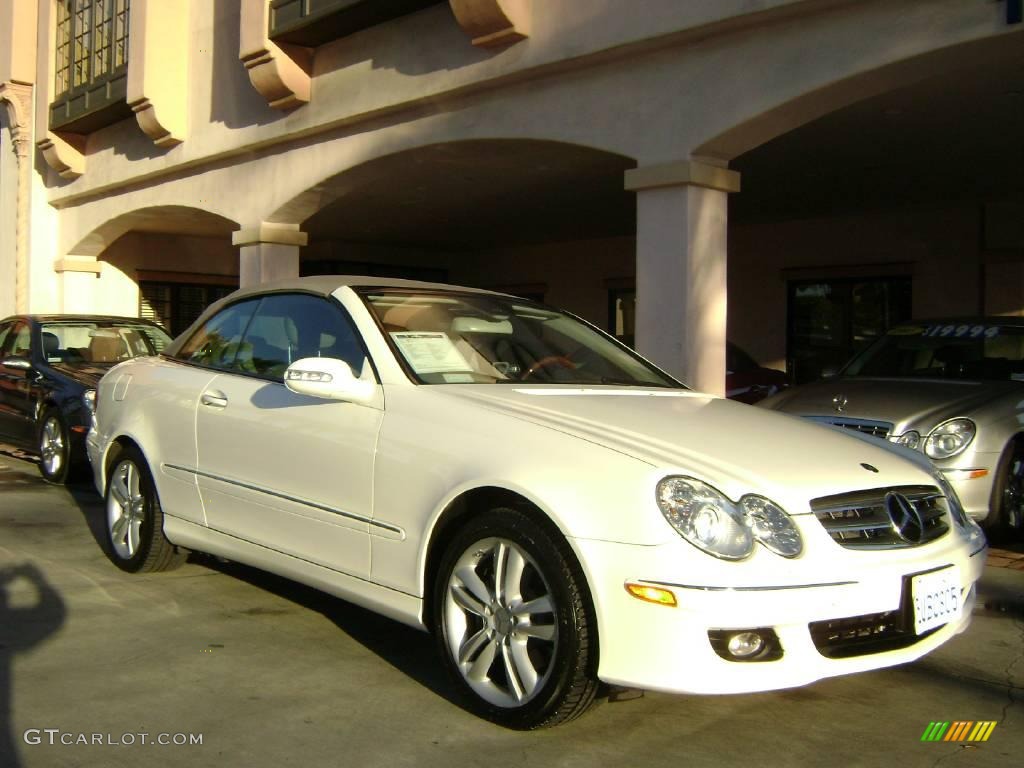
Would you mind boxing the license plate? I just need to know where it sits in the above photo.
[911,567,962,635]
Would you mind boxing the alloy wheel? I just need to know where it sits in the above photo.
[107,459,147,560]
[1003,447,1024,530]
[443,537,559,708]
[39,416,64,477]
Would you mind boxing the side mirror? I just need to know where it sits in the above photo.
[2,356,32,372]
[284,357,377,405]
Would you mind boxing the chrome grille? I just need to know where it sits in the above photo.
[805,416,893,439]
[811,485,949,549]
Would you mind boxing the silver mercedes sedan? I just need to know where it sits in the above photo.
[760,318,1024,537]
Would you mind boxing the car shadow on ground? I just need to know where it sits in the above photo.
[198,558,467,708]
[44,463,472,715]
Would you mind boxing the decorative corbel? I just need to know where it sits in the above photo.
[127,0,189,147]
[239,0,311,111]
[449,0,530,48]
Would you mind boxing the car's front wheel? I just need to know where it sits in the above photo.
[433,508,598,729]
[37,408,72,484]
[990,439,1024,539]
[104,446,186,573]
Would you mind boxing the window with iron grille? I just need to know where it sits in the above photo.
[51,0,132,133]
[140,281,236,338]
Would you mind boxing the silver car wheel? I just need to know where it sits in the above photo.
[1003,448,1024,530]
[107,458,146,560]
[443,536,558,708]
[39,416,64,477]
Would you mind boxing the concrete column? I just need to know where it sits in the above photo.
[625,160,740,396]
[232,223,308,287]
[54,256,101,313]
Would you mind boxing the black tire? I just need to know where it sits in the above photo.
[988,439,1024,541]
[432,507,598,729]
[104,445,186,573]
[37,408,74,485]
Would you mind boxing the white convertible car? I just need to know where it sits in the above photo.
[87,277,987,728]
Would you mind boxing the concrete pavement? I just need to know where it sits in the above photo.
[0,449,1020,768]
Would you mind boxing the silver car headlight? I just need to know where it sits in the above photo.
[656,477,803,560]
[924,418,975,460]
[892,430,921,450]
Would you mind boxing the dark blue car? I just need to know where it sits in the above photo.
[0,315,171,483]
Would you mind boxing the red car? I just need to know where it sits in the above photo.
[726,343,789,404]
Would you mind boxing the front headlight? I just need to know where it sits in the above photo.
[740,495,803,558]
[82,389,97,413]
[892,430,921,450]
[657,477,753,560]
[656,477,802,560]
[924,418,975,459]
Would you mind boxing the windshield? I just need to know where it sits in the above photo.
[843,322,1024,382]
[41,322,172,366]
[361,291,681,387]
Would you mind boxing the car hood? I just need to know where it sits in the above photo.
[436,385,936,509]
[759,376,1023,431]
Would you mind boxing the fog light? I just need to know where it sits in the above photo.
[727,632,764,658]
[708,628,783,662]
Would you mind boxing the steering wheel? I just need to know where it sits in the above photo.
[522,355,577,380]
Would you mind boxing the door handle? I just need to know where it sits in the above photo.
[200,390,228,408]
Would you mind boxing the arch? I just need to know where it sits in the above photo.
[66,205,241,258]
[267,138,636,236]
[695,30,1024,163]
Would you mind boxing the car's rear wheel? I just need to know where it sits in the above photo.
[990,439,1024,539]
[37,408,72,484]
[433,508,598,729]
[104,446,186,572]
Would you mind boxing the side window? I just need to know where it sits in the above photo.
[0,323,13,357]
[176,300,259,370]
[235,294,367,381]
[6,323,32,358]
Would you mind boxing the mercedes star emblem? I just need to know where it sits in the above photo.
[884,491,925,544]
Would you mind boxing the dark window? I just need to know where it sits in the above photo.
[787,276,912,384]
[140,281,236,337]
[176,300,260,371]
[269,0,443,47]
[50,0,132,133]
[234,294,366,381]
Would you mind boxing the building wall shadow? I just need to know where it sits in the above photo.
[0,563,66,768]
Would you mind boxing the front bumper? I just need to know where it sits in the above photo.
[572,526,986,695]
[940,460,998,524]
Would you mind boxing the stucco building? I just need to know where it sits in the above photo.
[1,0,1022,393]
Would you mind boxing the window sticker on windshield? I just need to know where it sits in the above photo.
[391,332,471,374]
[922,324,1000,339]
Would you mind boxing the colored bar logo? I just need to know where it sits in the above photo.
[921,721,997,742]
